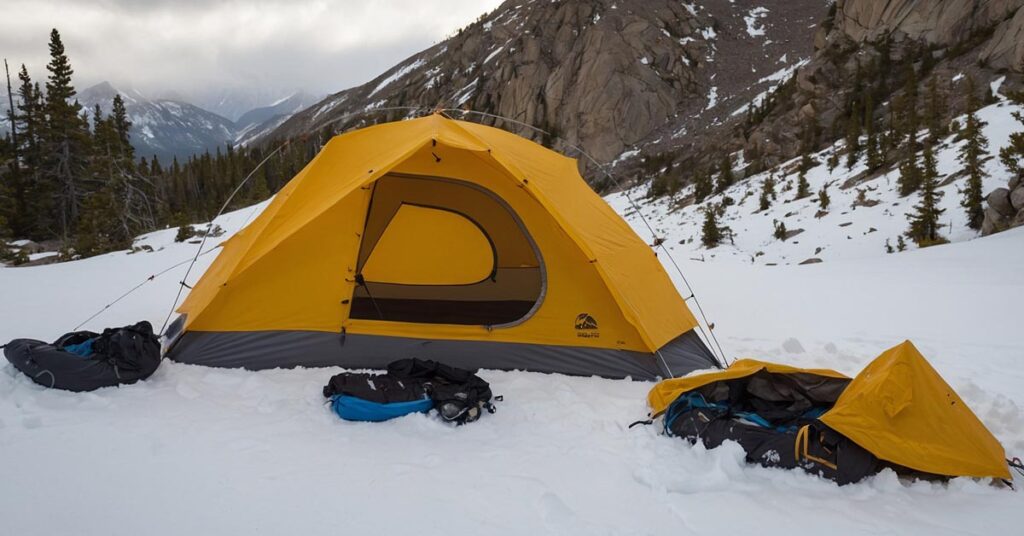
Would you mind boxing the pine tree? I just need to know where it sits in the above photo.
[900,61,920,155]
[758,175,776,211]
[773,219,788,241]
[701,206,721,248]
[926,75,947,144]
[906,143,946,246]
[896,235,907,252]
[998,90,1024,185]
[794,153,812,200]
[827,150,839,173]
[818,184,831,211]
[692,167,712,203]
[958,92,990,231]
[714,155,735,194]
[964,76,981,114]
[845,110,862,168]
[41,29,92,241]
[898,146,922,196]
[864,91,883,171]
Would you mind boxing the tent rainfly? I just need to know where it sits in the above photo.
[164,114,720,379]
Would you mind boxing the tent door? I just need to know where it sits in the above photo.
[350,174,543,326]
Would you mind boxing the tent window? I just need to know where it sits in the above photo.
[361,204,496,286]
[350,174,543,326]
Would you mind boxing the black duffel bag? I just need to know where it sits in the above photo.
[4,321,162,392]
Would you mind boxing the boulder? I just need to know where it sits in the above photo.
[1010,186,1024,211]
[987,187,1015,217]
[1013,208,1024,229]
[981,206,1010,235]
[1010,175,1021,191]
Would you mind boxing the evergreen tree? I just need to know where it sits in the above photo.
[758,175,776,211]
[926,75,947,144]
[714,155,735,194]
[818,184,831,211]
[701,206,721,248]
[864,91,883,171]
[10,65,46,237]
[845,117,861,168]
[692,167,712,203]
[773,219,788,241]
[898,146,922,196]
[998,90,1024,184]
[964,76,981,114]
[899,61,920,155]
[906,143,945,246]
[794,153,812,200]
[958,94,989,231]
[41,29,92,240]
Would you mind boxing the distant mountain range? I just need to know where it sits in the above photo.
[1,82,320,163]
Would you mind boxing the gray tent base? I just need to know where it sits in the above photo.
[166,328,719,380]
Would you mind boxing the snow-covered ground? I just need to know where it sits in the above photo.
[3,164,1024,533]
[611,95,1023,265]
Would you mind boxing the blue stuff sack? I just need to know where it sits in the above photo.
[330,395,433,422]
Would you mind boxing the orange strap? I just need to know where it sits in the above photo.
[795,425,838,470]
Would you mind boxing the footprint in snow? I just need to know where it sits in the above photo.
[538,491,574,526]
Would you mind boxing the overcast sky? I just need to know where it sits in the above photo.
[1,0,504,103]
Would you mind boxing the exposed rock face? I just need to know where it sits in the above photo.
[835,0,1024,71]
[261,0,826,175]
[257,0,1022,199]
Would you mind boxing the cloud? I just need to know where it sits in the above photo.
[1,0,504,100]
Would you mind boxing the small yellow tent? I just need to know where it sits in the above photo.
[648,341,1010,480]
[164,114,720,379]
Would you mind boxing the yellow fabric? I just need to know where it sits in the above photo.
[821,341,1010,479]
[361,204,494,285]
[179,113,700,354]
[646,343,1011,480]
[647,359,848,416]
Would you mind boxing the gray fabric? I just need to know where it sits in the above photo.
[655,329,723,376]
[166,328,719,380]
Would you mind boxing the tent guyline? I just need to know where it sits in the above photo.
[441,108,727,369]
[71,246,219,331]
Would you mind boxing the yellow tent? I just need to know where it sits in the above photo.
[648,341,1010,480]
[164,114,720,379]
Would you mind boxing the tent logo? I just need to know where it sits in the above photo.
[575,313,599,338]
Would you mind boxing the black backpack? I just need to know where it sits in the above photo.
[90,321,162,374]
[322,358,497,425]
[387,358,496,425]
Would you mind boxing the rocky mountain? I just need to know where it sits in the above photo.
[72,83,320,162]
[233,91,321,147]
[258,0,829,174]
[78,82,237,163]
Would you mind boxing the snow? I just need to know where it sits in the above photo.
[484,44,506,64]
[744,7,769,38]
[731,59,809,117]
[706,86,719,109]
[617,96,1022,265]
[368,59,425,97]
[2,113,1024,534]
